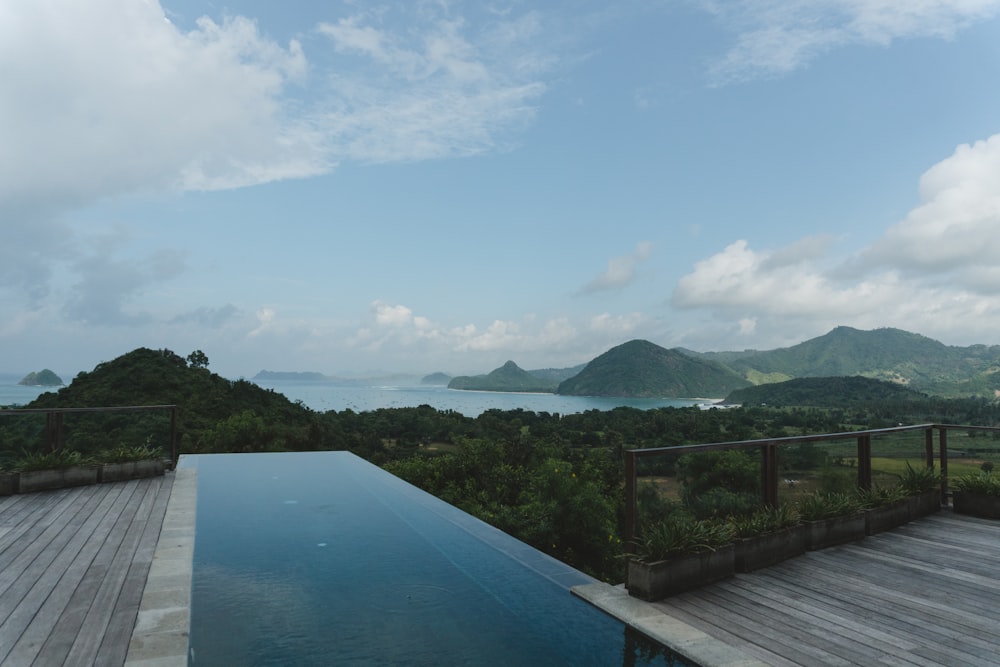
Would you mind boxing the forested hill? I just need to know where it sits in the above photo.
[24,348,319,453]
[557,339,749,398]
[725,376,929,407]
[448,361,559,392]
[692,326,1000,396]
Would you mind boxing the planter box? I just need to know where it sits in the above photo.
[99,459,165,483]
[906,490,941,521]
[865,499,911,535]
[18,466,99,494]
[735,525,807,573]
[627,544,735,601]
[0,472,19,496]
[804,512,867,551]
[953,491,1000,519]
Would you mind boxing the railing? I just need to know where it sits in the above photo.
[623,423,1000,550]
[0,405,179,461]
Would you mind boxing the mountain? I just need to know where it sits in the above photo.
[693,326,1000,397]
[18,369,63,386]
[448,361,560,392]
[421,372,452,385]
[725,376,929,407]
[556,340,750,398]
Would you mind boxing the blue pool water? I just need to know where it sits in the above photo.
[183,452,687,666]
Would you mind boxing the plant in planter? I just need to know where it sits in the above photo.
[857,484,910,535]
[797,491,866,551]
[96,442,165,483]
[626,513,736,601]
[14,448,99,493]
[952,471,1000,519]
[898,462,942,520]
[729,504,805,572]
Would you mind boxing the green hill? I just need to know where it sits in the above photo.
[725,376,928,407]
[20,348,317,455]
[696,326,1000,397]
[448,361,559,392]
[556,339,750,398]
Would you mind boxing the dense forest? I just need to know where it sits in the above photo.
[3,347,1000,581]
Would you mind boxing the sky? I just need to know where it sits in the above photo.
[3,0,1000,380]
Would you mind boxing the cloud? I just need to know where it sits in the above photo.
[581,241,653,293]
[672,132,1000,345]
[171,304,242,328]
[61,228,185,325]
[856,133,1000,288]
[314,8,548,163]
[0,0,555,328]
[702,0,1000,84]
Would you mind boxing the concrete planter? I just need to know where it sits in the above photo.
[952,491,1000,519]
[99,459,165,483]
[18,465,99,494]
[905,490,941,521]
[805,512,867,551]
[734,525,807,573]
[627,544,735,601]
[865,499,911,536]
[0,472,19,496]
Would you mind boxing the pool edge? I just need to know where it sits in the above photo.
[571,582,768,667]
[125,466,198,666]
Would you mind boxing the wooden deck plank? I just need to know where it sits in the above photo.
[649,511,1000,667]
[0,483,131,664]
[0,474,174,667]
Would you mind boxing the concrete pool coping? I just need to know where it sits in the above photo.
[125,467,197,666]
[571,583,767,667]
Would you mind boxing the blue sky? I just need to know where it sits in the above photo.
[4,1,1000,380]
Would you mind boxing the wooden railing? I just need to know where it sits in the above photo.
[0,405,179,461]
[623,423,1000,550]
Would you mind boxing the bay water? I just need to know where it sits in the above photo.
[0,373,710,417]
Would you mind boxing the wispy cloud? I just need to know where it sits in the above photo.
[580,241,653,293]
[700,0,1000,84]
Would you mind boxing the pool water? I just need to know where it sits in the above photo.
[183,452,688,666]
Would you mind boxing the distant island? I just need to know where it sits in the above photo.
[18,369,64,387]
[421,372,452,385]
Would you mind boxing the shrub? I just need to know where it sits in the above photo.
[898,461,940,495]
[856,484,908,509]
[953,471,1000,496]
[729,504,800,538]
[637,512,735,561]
[797,491,864,521]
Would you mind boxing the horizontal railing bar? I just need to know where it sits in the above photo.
[626,423,939,458]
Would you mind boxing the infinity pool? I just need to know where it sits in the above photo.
[182,452,686,666]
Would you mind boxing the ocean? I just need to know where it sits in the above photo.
[0,373,710,417]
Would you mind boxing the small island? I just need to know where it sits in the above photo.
[18,369,64,387]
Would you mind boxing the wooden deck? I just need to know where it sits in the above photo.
[0,473,174,666]
[653,511,1000,666]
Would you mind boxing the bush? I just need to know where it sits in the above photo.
[953,471,1000,496]
[729,504,800,538]
[638,512,735,561]
[797,491,864,521]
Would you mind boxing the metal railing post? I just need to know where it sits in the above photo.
[939,427,949,506]
[624,450,637,553]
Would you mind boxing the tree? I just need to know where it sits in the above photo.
[187,350,209,368]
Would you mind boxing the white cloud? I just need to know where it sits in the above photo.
[673,132,1000,346]
[858,133,1000,286]
[702,0,1000,84]
[581,241,653,293]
